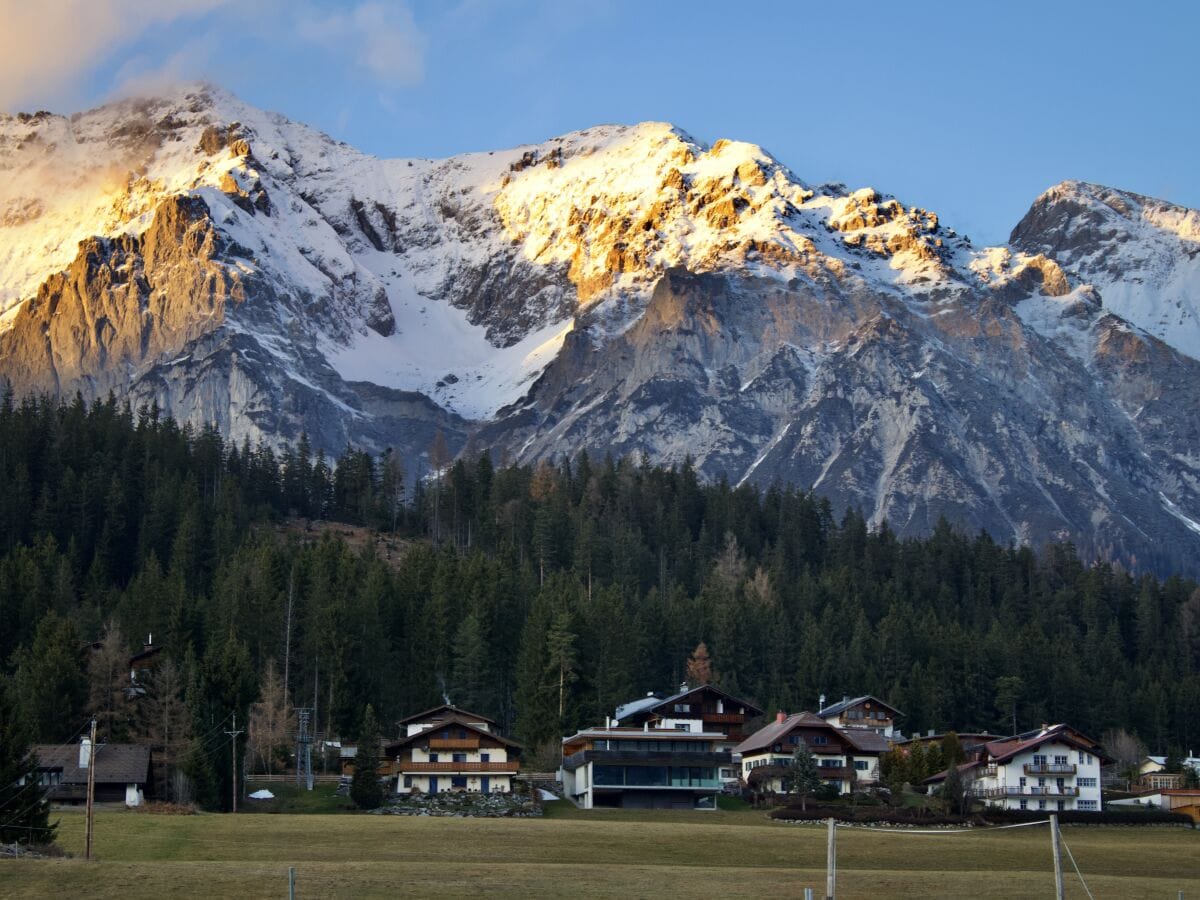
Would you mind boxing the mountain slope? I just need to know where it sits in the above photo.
[2,84,1199,572]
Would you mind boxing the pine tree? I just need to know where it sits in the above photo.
[350,704,384,810]
[940,761,967,814]
[0,690,56,845]
[788,741,822,811]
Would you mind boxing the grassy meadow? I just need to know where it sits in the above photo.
[0,805,1196,898]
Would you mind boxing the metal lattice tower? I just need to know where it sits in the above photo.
[295,708,314,791]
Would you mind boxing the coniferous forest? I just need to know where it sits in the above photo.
[2,394,1200,812]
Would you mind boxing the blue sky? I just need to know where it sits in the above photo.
[2,0,1195,244]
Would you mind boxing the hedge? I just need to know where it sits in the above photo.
[769,806,1193,827]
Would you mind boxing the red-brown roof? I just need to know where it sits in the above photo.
[982,724,1110,765]
[384,713,521,755]
[395,704,497,726]
[735,712,841,756]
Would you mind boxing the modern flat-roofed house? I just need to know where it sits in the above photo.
[926,723,1109,812]
[735,711,889,794]
[28,738,151,807]
[613,684,762,783]
[816,695,902,738]
[559,725,729,810]
[386,708,520,795]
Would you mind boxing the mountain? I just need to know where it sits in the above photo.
[1,84,1199,573]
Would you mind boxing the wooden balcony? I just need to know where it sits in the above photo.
[1024,763,1076,775]
[971,786,1079,799]
[403,761,518,773]
[702,713,744,725]
[428,737,480,750]
[816,767,854,780]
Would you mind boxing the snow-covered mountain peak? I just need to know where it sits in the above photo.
[1011,180,1200,359]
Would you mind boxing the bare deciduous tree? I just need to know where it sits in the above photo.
[248,660,294,775]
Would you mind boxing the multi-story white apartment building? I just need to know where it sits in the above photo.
[386,705,521,795]
[928,723,1108,812]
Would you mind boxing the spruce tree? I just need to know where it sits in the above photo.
[788,742,822,811]
[350,704,384,810]
[0,691,56,845]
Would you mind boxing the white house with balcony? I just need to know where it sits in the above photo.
[735,711,890,795]
[385,706,521,794]
[927,723,1109,812]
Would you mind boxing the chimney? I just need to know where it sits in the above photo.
[776,711,787,725]
[819,693,826,710]
[643,722,649,732]
[79,737,92,769]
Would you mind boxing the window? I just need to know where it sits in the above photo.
[403,775,413,788]
[1077,777,1096,788]
[451,776,467,789]
[1078,800,1097,810]
[429,753,439,762]
[452,753,467,763]
[1019,800,1027,810]
[1038,800,1046,810]
[1033,754,1047,767]
[855,761,869,770]
[481,753,490,763]
[1019,777,1026,787]
[813,736,828,745]
[1057,801,1065,811]
[788,735,800,744]
[1077,751,1085,764]
[674,704,691,713]
[1054,755,1068,766]
[675,724,690,731]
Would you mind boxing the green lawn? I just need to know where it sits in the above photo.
[1,807,1196,898]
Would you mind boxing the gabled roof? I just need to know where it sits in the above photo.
[840,729,892,754]
[735,712,838,756]
[614,694,662,722]
[385,713,521,754]
[817,695,903,719]
[615,683,763,723]
[395,704,497,727]
[983,724,1111,765]
[924,759,985,785]
[33,744,151,786]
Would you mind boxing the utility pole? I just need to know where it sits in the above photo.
[225,713,244,813]
[825,816,836,900]
[1049,813,1065,900]
[84,718,97,861]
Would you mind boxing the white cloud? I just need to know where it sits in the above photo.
[0,0,231,110]
[296,2,425,85]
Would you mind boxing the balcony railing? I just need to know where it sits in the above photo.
[816,767,854,780]
[428,738,480,750]
[1024,763,1076,775]
[970,786,1079,799]
[403,761,518,773]
[702,713,744,724]
[563,749,732,771]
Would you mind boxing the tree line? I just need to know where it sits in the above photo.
[1,393,1199,819]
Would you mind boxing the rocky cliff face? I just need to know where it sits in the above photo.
[1,85,1199,572]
